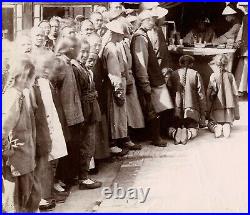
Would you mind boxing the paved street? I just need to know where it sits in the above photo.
[56,100,248,213]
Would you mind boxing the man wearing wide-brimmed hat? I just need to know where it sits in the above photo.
[101,20,129,156]
[213,3,243,45]
[131,10,174,147]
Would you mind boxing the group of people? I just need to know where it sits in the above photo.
[2,2,245,212]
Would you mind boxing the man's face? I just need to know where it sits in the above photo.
[63,27,76,39]
[225,15,234,23]
[81,23,95,36]
[50,20,60,37]
[77,43,90,64]
[32,29,45,47]
[86,53,98,69]
[91,14,104,30]
[142,17,155,31]
[39,22,51,36]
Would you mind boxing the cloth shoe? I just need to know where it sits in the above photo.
[214,124,223,138]
[39,199,56,211]
[222,123,231,138]
[124,141,142,150]
[174,128,182,145]
[79,179,102,190]
[54,183,65,192]
[180,128,188,145]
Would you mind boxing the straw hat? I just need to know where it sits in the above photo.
[152,6,168,19]
[106,20,124,35]
[222,5,237,15]
[140,2,159,10]
[138,10,157,21]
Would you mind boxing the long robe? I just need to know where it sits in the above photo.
[102,41,128,139]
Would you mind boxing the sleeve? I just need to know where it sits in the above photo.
[196,73,207,116]
[2,91,21,156]
[230,74,240,120]
[213,24,241,45]
[131,36,151,95]
[104,45,122,89]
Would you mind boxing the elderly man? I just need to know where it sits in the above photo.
[79,20,95,39]
[90,12,106,37]
[131,10,174,147]
[38,20,54,50]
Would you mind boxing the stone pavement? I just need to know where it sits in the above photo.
[97,100,248,212]
[55,100,248,212]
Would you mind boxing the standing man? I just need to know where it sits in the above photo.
[38,20,54,50]
[131,10,174,147]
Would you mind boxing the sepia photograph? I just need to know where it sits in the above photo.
[2,1,248,213]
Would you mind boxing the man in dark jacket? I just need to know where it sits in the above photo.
[131,10,174,147]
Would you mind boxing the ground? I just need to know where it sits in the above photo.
[55,100,248,213]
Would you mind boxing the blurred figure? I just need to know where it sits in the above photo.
[86,33,102,55]
[183,17,216,45]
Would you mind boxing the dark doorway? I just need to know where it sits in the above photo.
[2,7,14,41]
[43,7,67,20]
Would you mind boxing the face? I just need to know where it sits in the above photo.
[141,17,155,31]
[225,15,235,23]
[77,43,90,64]
[63,27,76,39]
[111,32,124,42]
[81,23,95,36]
[91,14,104,30]
[86,53,98,69]
[19,38,32,53]
[93,40,102,53]
[39,22,51,36]
[32,29,45,47]
[50,20,60,37]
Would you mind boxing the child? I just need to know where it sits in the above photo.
[54,37,84,188]
[207,54,240,138]
[32,53,68,210]
[71,39,102,189]
[2,56,41,212]
[168,55,207,144]
[87,40,111,162]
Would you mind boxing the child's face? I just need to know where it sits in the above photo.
[77,43,90,64]
[86,53,98,69]
[20,39,32,54]
[94,41,102,54]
